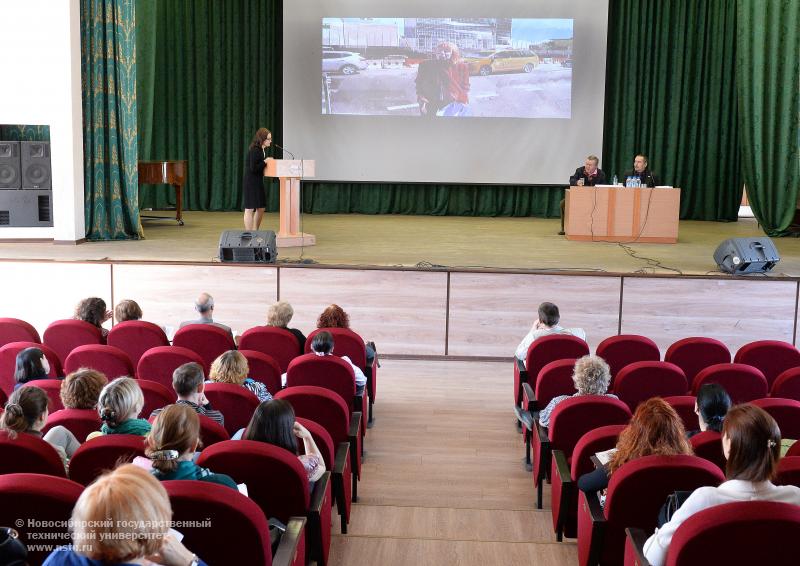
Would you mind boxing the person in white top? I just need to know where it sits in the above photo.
[643,404,800,566]
[311,331,367,394]
[514,302,587,365]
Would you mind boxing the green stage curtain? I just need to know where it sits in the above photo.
[0,126,50,141]
[135,0,282,212]
[603,0,742,221]
[736,0,800,235]
[81,0,142,240]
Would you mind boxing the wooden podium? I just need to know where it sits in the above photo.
[265,159,316,247]
[565,186,681,243]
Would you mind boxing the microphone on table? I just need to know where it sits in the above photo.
[273,143,296,160]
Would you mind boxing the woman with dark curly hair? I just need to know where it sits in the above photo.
[74,297,112,339]
[316,304,376,364]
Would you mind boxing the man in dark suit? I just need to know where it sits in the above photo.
[622,154,660,187]
[560,155,606,235]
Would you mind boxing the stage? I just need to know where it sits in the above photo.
[3,212,800,361]
[2,211,800,276]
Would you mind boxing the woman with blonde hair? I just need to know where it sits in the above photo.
[538,355,616,427]
[209,350,272,402]
[266,300,306,353]
[92,377,151,437]
[146,404,237,489]
[42,464,206,565]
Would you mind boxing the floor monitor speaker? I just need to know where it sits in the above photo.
[713,237,779,274]
[219,230,277,263]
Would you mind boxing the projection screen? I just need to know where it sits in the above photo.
[283,0,609,185]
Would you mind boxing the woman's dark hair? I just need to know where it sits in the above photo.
[723,404,781,482]
[696,383,731,433]
[75,297,107,328]
[14,347,48,385]
[311,331,334,355]
[243,399,297,454]
[249,127,272,150]
[1,386,49,439]
[317,304,350,329]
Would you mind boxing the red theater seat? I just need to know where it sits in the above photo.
[0,430,66,477]
[515,334,589,408]
[664,337,730,387]
[692,363,768,404]
[772,367,800,401]
[0,341,62,396]
[614,361,688,412]
[734,340,800,390]
[689,430,725,473]
[21,378,64,412]
[43,319,104,365]
[0,317,41,347]
[595,334,661,390]
[137,379,177,418]
[203,382,260,436]
[240,326,300,373]
[663,395,699,433]
[239,349,282,395]
[64,344,134,380]
[68,434,147,486]
[107,320,169,368]
[137,345,205,389]
[173,324,236,373]
[750,397,800,440]
[43,408,103,442]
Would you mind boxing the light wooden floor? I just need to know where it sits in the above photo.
[329,359,575,566]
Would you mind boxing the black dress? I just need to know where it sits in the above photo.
[243,146,268,209]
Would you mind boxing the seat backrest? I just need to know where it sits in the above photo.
[664,337,731,386]
[306,327,367,370]
[0,341,62,396]
[42,408,103,442]
[287,354,356,412]
[107,321,169,368]
[203,382,260,436]
[601,455,725,566]
[21,378,65,412]
[173,324,236,373]
[666,501,800,566]
[534,358,577,409]
[570,424,626,480]
[0,430,67,476]
[164,479,275,566]
[64,344,135,380]
[614,361,688,412]
[786,442,800,458]
[526,334,590,379]
[693,363,768,403]
[750,397,800,440]
[274,386,350,447]
[0,473,83,564]
[734,340,800,390]
[775,456,800,488]
[595,334,661,388]
[0,317,41,347]
[689,430,725,473]
[549,396,632,455]
[772,367,800,402]
[137,379,177,418]
[0,387,6,407]
[239,349,282,395]
[198,414,231,447]
[68,434,147,485]
[663,395,699,432]
[136,345,205,390]
[43,319,104,365]
[239,326,300,373]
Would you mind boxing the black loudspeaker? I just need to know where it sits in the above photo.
[0,141,21,189]
[21,141,51,189]
[713,237,780,274]
[219,230,277,263]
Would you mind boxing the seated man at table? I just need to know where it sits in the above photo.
[622,154,661,187]
[514,302,587,366]
[559,155,606,235]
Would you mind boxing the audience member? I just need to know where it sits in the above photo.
[317,304,376,365]
[150,362,224,427]
[243,399,326,483]
[515,302,587,364]
[42,464,207,566]
[179,292,233,337]
[538,355,615,428]
[267,300,306,353]
[113,299,143,323]
[209,350,272,402]
[75,297,111,340]
[688,383,731,438]
[577,397,692,496]
[60,368,107,410]
[146,404,237,489]
[1,386,80,467]
[90,377,151,438]
[13,346,51,390]
[311,331,366,394]
[643,404,800,566]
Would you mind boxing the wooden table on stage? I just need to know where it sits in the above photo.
[565,186,681,243]
[137,160,187,225]
[265,159,316,247]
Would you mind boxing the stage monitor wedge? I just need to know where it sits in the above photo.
[219,230,277,263]
[713,237,780,275]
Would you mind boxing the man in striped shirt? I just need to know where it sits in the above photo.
[149,362,225,427]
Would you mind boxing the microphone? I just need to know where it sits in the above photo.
[273,143,296,160]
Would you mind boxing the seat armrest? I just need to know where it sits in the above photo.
[522,382,537,412]
[349,412,361,440]
[625,528,652,566]
[353,390,365,413]
[584,489,605,524]
[536,421,549,445]
[272,516,306,566]
[553,449,571,485]
[309,471,331,516]
[334,441,349,475]
[516,357,528,380]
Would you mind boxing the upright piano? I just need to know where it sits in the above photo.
[137,160,187,225]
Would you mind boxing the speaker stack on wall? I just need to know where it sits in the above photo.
[0,140,53,227]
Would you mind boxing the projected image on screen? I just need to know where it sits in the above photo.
[321,18,573,118]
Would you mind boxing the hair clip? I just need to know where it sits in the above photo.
[768,439,777,449]
[150,450,180,461]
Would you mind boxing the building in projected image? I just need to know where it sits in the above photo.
[406,18,512,52]
[323,18,400,47]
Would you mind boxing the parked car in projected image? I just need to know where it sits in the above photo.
[322,51,368,75]
[465,49,541,76]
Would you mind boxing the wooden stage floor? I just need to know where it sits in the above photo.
[3,211,800,276]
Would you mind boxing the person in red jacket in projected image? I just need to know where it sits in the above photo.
[415,41,471,117]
